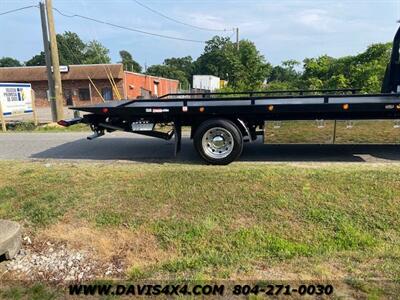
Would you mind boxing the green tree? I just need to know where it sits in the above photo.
[164,56,193,84]
[266,81,297,91]
[26,33,112,66]
[325,74,349,90]
[57,31,86,65]
[306,78,324,90]
[299,42,391,92]
[25,52,46,66]
[26,32,86,66]
[83,40,111,64]
[146,64,189,89]
[268,60,301,85]
[238,40,272,89]
[194,36,232,80]
[302,55,336,83]
[146,56,194,90]
[164,56,193,74]
[194,36,271,90]
[0,57,21,67]
[119,50,142,72]
[348,43,391,92]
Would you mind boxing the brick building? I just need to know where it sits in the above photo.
[0,64,179,107]
[124,71,179,99]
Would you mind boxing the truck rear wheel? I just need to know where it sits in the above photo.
[193,119,243,165]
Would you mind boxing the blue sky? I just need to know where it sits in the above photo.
[1,0,400,68]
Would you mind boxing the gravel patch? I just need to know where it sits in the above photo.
[5,240,124,282]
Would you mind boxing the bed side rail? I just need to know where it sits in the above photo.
[159,88,361,100]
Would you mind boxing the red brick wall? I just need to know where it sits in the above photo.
[17,73,177,107]
[30,79,124,107]
[124,72,179,99]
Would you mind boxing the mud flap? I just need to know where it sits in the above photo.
[174,121,182,157]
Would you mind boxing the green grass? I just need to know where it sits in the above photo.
[0,161,399,297]
[1,121,89,132]
[0,284,59,300]
[265,120,400,144]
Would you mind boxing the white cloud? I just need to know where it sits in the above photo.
[295,9,337,33]
[1,0,398,66]
[184,12,232,31]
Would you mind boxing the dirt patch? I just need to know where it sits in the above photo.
[40,221,175,272]
[1,221,176,283]
[229,215,258,229]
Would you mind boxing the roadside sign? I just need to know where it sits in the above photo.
[0,83,33,116]
[0,83,37,132]
[51,65,69,73]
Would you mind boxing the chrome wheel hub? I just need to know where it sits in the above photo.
[202,127,234,159]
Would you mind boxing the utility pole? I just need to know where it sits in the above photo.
[236,27,239,51]
[39,2,57,122]
[45,0,64,121]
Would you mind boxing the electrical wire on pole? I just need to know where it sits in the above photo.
[131,0,232,33]
[52,7,206,43]
[0,5,38,16]
[0,3,238,43]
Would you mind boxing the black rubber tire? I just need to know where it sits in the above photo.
[193,119,243,165]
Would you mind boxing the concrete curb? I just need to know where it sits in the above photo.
[0,220,22,259]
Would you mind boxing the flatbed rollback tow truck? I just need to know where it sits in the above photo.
[59,26,400,165]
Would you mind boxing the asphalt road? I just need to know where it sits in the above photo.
[1,132,400,164]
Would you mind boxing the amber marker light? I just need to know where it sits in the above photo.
[268,105,274,111]
[342,104,349,110]
[199,107,205,112]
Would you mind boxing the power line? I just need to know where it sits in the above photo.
[53,7,206,43]
[132,0,232,32]
[0,5,38,16]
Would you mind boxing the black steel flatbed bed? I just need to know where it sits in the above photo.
[59,25,400,164]
[73,90,400,122]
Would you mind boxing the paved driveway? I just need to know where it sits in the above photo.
[1,132,400,164]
